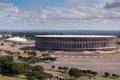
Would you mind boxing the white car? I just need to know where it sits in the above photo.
[44,60,51,63]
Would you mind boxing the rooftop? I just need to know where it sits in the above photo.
[35,35,116,38]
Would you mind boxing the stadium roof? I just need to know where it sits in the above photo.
[35,35,116,38]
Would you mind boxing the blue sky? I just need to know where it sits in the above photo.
[0,0,119,30]
[0,0,68,9]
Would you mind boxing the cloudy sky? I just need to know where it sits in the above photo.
[0,0,120,30]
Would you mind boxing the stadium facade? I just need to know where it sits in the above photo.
[35,35,116,51]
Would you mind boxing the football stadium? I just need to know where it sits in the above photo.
[35,35,116,51]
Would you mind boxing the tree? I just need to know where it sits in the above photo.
[69,68,81,80]
[111,74,119,78]
[31,51,37,56]
[24,50,27,53]
[63,66,69,73]
[91,71,97,77]
[51,65,55,70]
[25,67,52,80]
[27,51,31,55]
[58,66,63,71]
[25,71,37,80]
[37,72,51,80]
[45,73,53,80]
[42,54,49,57]
[86,70,92,75]
[49,57,56,62]
[10,63,26,75]
[0,67,2,74]
[0,60,30,75]
[28,56,39,64]
[1,43,4,46]
[115,75,119,78]
[37,75,46,80]
[0,56,13,62]
[32,65,44,72]
[18,56,23,60]
[81,70,88,76]
[112,74,116,78]
[104,72,110,77]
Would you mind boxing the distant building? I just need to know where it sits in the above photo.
[5,37,27,43]
[4,34,12,38]
[0,34,2,38]
[35,35,116,51]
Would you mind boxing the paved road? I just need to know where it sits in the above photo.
[42,56,120,74]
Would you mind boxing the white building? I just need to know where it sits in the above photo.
[5,37,27,43]
[0,35,2,38]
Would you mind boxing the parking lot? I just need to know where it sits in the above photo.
[42,55,120,74]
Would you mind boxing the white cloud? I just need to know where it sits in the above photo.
[0,0,120,30]
[0,3,19,12]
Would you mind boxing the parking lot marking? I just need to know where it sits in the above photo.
[57,55,62,58]
[71,56,75,58]
[85,56,89,58]
[64,55,68,58]
[78,56,82,58]
[99,56,104,58]
[92,56,97,58]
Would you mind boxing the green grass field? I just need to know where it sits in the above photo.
[61,74,88,80]
[99,53,120,56]
[61,74,120,80]
[109,78,120,80]
[103,77,120,80]
[0,74,119,80]
[0,75,25,80]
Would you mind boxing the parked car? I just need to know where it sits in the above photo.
[44,60,51,63]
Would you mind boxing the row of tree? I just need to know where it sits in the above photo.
[69,68,97,80]
[104,72,119,79]
[51,65,69,73]
[51,65,97,80]
[40,54,56,62]
[0,56,29,75]
[25,65,53,80]
[24,51,37,56]
[0,56,53,80]
[18,54,56,64]
[18,56,41,64]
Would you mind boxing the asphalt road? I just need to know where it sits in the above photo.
[42,55,120,75]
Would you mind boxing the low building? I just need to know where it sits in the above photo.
[5,37,27,43]
[0,35,2,38]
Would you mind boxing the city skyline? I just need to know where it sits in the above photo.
[0,0,120,30]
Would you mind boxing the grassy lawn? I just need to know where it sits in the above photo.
[99,53,120,56]
[0,74,119,80]
[98,75,120,80]
[109,78,120,80]
[0,76,9,80]
[45,69,62,77]
[0,75,25,80]
[61,74,120,80]
[103,77,120,80]
[46,69,88,80]
[61,74,88,80]
[75,78,88,80]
